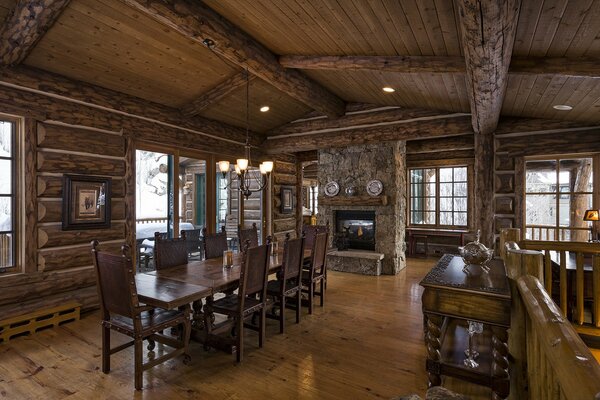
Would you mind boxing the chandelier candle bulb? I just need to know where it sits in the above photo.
[234,164,241,175]
[259,163,267,174]
[262,161,274,173]
[218,160,230,176]
[237,158,249,171]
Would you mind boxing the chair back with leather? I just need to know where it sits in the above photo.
[238,222,259,248]
[310,232,328,278]
[281,235,305,287]
[181,228,202,258]
[302,224,328,250]
[203,226,228,259]
[154,231,188,270]
[92,241,139,321]
[238,239,271,309]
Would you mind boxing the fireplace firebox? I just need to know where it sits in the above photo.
[335,210,376,251]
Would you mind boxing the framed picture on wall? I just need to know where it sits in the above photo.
[280,186,294,214]
[62,174,112,230]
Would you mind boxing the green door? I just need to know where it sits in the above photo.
[195,174,206,227]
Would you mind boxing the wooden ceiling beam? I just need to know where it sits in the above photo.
[280,55,600,78]
[0,0,71,66]
[265,115,474,154]
[0,65,262,146]
[182,72,255,117]
[122,0,345,118]
[456,0,520,135]
[269,106,454,136]
[279,55,466,73]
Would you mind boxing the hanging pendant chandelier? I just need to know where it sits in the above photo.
[218,68,273,199]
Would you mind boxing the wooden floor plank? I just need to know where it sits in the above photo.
[0,258,495,399]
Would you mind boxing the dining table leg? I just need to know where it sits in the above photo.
[192,300,205,330]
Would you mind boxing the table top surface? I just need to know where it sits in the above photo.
[419,254,510,298]
[136,273,212,309]
[145,249,311,293]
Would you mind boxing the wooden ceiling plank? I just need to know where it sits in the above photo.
[0,65,263,145]
[346,0,396,56]
[122,0,345,118]
[565,0,600,57]
[380,0,423,54]
[265,115,474,153]
[545,0,594,56]
[533,75,569,118]
[183,72,254,117]
[414,0,447,55]
[456,0,521,134]
[397,0,435,55]
[542,76,586,119]
[529,0,568,57]
[0,0,71,66]
[434,0,463,56]
[512,0,544,56]
[360,0,410,55]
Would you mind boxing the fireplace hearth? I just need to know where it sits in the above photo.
[335,210,376,251]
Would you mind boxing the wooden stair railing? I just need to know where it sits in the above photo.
[517,275,600,400]
[501,228,600,328]
[503,242,600,399]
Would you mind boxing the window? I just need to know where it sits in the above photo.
[0,119,16,272]
[409,166,468,228]
[525,157,595,241]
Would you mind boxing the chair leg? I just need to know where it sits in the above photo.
[259,308,266,347]
[236,317,243,363]
[320,278,325,307]
[279,296,285,334]
[134,338,143,390]
[309,282,314,315]
[101,325,110,373]
[296,290,301,324]
[182,308,192,364]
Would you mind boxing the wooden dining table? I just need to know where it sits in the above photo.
[143,249,311,352]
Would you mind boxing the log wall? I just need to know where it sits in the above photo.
[0,83,254,321]
[271,154,299,243]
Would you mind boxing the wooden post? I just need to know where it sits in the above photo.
[475,132,495,248]
[24,118,38,272]
[124,132,136,266]
[505,247,543,400]
[500,228,521,260]
[296,160,303,237]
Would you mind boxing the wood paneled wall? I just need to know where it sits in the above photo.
[271,154,299,243]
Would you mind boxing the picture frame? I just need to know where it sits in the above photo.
[280,186,294,214]
[62,174,112,230]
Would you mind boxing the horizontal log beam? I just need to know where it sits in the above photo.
[496,128,600,156]
[182,72,255,117]
[0,0,71,66]
[279,55,466,73]
[406,134,474,154]
[279,55,600,78]
[123,0,345,118]
[0,65,261,146]
[265,115,474,153]
[268,107,452,136]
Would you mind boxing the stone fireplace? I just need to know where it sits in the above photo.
[317,142,407,275]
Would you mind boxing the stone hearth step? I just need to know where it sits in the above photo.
[327,250,385,276]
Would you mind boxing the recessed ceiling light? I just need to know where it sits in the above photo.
[260,106,270,112]
[553,104,573,111]
[382,86,395,93]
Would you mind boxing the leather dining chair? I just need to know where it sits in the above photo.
[91,240,191,390]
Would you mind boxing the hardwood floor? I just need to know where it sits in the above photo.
[0,258,489,399]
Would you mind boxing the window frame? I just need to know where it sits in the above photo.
[0,115,22,275]
[407,165,471,230]
[523,153,599,241]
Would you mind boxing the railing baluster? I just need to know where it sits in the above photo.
[544,249,552,293]
[594,255,600,329]
[576,252,585,325]
[560,251,568,317]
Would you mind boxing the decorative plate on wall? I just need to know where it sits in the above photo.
[366,179,383,197]
[324,181,340,197]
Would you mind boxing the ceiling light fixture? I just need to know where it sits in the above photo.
[553,104,573,111]
[260,106,270,112]
[382,86,395,93]
[218,68,273,199]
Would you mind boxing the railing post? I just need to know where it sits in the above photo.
[500,228,521,260]
[505,246,543,400]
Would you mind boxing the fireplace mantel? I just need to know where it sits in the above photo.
[319,195,388,207]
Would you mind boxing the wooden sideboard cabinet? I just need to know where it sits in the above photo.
[420,254,512,399]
